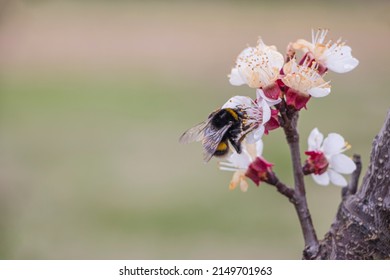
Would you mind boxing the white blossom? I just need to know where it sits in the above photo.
[282,58,331,98]
[293,29,359,73]
[219,140,263,192]
[307,128,356,187]
[229,39,284,88]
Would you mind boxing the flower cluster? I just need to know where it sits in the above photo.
[217,29,358,191]
[180,29,359,191]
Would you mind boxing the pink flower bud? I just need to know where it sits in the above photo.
[245,156,274,186]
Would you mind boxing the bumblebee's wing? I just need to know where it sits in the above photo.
[179,121,209,144]
[202,123,232,162]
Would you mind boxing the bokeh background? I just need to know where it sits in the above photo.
[0,0,389,259]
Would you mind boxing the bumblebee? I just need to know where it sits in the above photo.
[179,107,251,162]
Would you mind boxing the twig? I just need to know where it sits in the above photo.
[267,174,295,202]
[342,154,362,199]
[281,110,319,258]
[269,47,320,256]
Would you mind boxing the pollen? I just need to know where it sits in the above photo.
[344,142,352,151]
[217,141,228,152]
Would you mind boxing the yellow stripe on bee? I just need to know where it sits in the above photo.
[225,108,239,121]
[216,141,228,152]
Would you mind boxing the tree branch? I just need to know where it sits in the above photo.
[266,174,295,202]
[312,109,390,259]
[342,154,362,199]
[279,109,319,258]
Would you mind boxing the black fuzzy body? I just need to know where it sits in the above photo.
[209,108,243,155]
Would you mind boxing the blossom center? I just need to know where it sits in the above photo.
[303,151,329,175]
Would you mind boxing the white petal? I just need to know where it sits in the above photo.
[256,39,284,75]
[308,128,323,151]
[264,47,285,70]
[229,171,241,190]
[222,95,253,109]
[238,47,254,58]
[312,172,330,186]
[264,97,282,106]
[239,178,249,192]
[323,133,345,157]
[245,131,256,144]
[259,98,271,124]
[255,139,263,157]
[328,57,359,73]
[228,151,251,169]
[325,46,359,73]
[229,68,246,86]
[243,142,256,160]
[328,169,348,186]
[256,88,281,106]
[308,87,330,98]
[219,166,239,172]
[246,126,265,144]
[233,47,254,87]
[256,88,265,101]
[292,39,314,53]
[330,154,356,174]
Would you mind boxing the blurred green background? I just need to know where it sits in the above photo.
[0,0,389,259]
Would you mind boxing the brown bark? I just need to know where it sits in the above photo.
[307,110,390,259]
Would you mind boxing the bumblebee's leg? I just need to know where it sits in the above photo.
[229,138,242,154]
[226,127,242,154]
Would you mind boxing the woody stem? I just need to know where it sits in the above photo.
[282,109,319,258]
